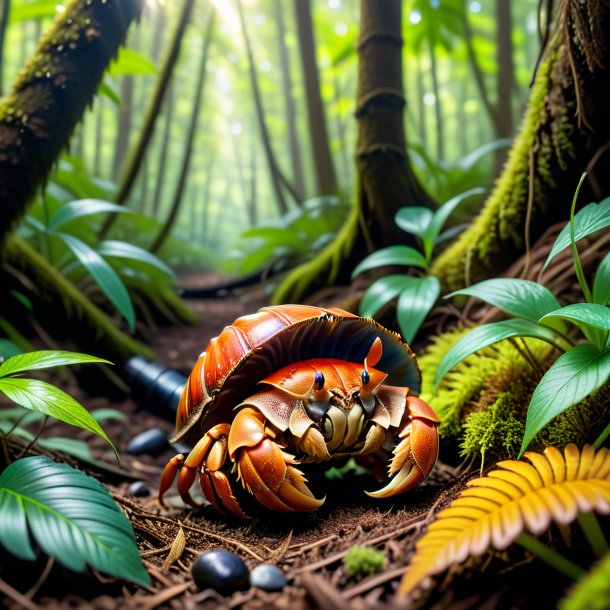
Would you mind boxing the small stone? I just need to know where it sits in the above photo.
[170,442,192,455]
[125,428,169,456]
[250,564,287,591]
[127,481,150,497]
[191,550,249,594]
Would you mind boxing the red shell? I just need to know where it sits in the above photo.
[172,305,421,443]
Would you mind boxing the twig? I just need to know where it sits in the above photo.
[343,566,406,599]
[19,415,48,458]
[300,573,352,610]
[0,577,42,610]
[25,557,55,600]
[133,581,192,610]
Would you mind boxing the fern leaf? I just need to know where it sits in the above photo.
[400,444,610,596]
[560,550,610,610]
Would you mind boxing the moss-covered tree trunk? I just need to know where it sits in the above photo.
[432,1,610,292]
[0,0,142,244]
[272,0,433,304]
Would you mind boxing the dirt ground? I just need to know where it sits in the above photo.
[0,282,578,610]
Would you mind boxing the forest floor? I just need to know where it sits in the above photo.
[0,274,575,610]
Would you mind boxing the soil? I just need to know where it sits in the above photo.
[0,276,581,610]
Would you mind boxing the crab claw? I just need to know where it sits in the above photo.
[366,394,439,499]
[228,407,325,513]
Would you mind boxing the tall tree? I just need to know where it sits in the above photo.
[294,0,338,196]
[273,0,433,303]
[431,1,610,291]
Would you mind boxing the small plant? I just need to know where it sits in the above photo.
[352,188,483,343]
[0,349,149,586]
[343,546,386,580]
[400,443,610,597]
[435,175,610,456]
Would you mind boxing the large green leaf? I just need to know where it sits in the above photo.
[97,240,175,277]
[360,275,414,319]
[351,246,428,278]
[0,456,149,585]
[0,350,110,378]
[544,198,610,269]
[449,279,562,324]
[423,188,484,260]
[9,0,58,22]
[520,344,610,456]
[540,303,610,350]
[108,48,157,76]
[593,251,610,306]
[434,319,566,388]
[0,377,117,458]
[396,276,441,344]
[0,340,22,361]
[55,233,135,331]
[394,207,434,239]
[48,199,134,231]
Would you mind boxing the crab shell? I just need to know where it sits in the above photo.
[172,305,421,445]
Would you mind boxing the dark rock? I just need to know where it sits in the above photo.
[125,428,169,456]
[191,550,249,593]
[170,442,192,455]
[250,564,287,591]
[127,481,150,497]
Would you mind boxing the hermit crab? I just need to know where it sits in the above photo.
[159,305,439,518]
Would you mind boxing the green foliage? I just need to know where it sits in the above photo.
[353,188,483,344]
[560,550,610,610]
[226,197,349,276]
[0,456,149,586]
[0,350,117,458]
[343,546,386,580]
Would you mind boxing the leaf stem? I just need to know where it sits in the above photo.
[516,533,585,580]
[593,421,610,449]
[4,411,30,440]
[577,512,609,558]
[570,173,592,302]
[19,415,48,458]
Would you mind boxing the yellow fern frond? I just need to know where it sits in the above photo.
[400,444,610,596]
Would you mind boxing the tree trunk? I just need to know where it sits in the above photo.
[112,75,134,179]
[294,0,337,196]
[149,13,214,254]
[0,0,11,95]
[236,0,288,216]
[151,80,174,218]
[274,0,305,202]
[428,42,444,162]
[415,54,427,150]
[273,0,434,304]
[431,1,610,292]
[0,0,143,246]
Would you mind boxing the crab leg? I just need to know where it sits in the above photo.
[366,394,439,499]
[228,407,325,513]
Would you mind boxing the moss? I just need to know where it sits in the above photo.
[559,550,610,610]
[343,546,386,580]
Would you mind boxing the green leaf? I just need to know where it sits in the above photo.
[0,377,118,459]
[108,48,157,76]
[351,246,428,278]
[449,279,562,324]
[593,251,610,306]
[97,241,175,277]
[520,344,610,456]
[544,198,610,269]
[9,0,58,22]
[424,188,484,259]
[0,340,22,361]
[434,319,566,387]
[540,303,610,332]
[48,199,133,231]
[0,350,111,378]
[395,207,434,239]
[97,79,122,106]
[55,233,135,331]
[38,438,94,462]
[0,456,149,585]
[360,275,415,319]
[396,276,441,344]
[91,408,128,423]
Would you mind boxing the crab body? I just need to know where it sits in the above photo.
[159,305,439,518]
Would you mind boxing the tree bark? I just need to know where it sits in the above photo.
[273,0,434,303]
[151,80,174,218]
[294,0,337,196]
[428,42,444,161]
[0,0,143,245]
[431,1,610,291]
[112,75,134,179]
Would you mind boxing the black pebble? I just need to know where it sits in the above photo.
[125,428,169,456]
[250,564,287,591]
[127,481,150,497]
[191,550,250,593]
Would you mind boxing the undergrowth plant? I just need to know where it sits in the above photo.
[0,350,149,586]
[352,188,483,343]
[435,175,610,456]
[401,443,610,598]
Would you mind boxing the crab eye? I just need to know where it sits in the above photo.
[361,370,370,385]
[314,372,325,391]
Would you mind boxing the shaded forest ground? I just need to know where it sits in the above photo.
[0,272,585,610]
